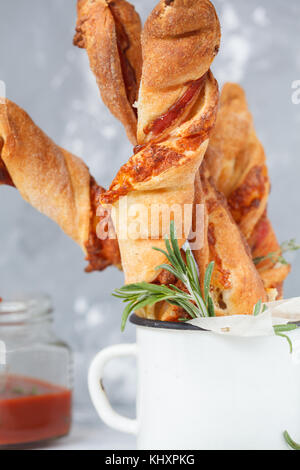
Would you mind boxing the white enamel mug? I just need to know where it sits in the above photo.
[88,315,300,450]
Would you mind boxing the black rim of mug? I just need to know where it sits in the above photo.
[129,313,205,331]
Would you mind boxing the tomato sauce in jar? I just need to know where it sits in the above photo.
[0,375,72,447]
[0,296,73,448]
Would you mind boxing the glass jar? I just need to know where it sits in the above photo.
[0,295,72,448]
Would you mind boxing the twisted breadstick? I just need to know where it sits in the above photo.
[193,166,267,317]
[157,164,268,321]
[74,0,142,145]
[0,99,121,272]
[137,0,221,145]
[100,0,220,287]
[205,83,290,297]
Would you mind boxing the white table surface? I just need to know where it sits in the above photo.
[37,422,136,450]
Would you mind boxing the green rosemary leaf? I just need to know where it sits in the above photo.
[151,246,169,258]
[284,431,300,450]
[276,256,289,266]
[114,285,149,297]
[152,246,177,268]
[281,239,300,254]
[170,221,186,272]
[193,291,209,318]
[155,263,186,284]
[273,324,298,353]
[117,221,215,330]
[253,239,300,266]
[253,299,262,316]
[137,283,175,295]
[115,282,169,296]
[204,262,215,305]
[207,295,215,317]
[253,253,276,266]
[121,302,136,332]
[253,256,263,266]
[273,324,298,354]
[121,292,169,331]
[273,324,298,333]
[113,291,139,300]
[276,333,293,354]
[168,298,198,319]
[168,284,186,294]
[164,236,180,271]
[186,248,201,293]
[133,296,162,311]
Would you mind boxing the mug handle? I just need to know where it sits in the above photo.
[88,343,138,435]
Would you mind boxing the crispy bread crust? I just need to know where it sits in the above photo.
[0,99,90,249]
[74,0,142,145]
[248,212,290,293]
[0,99,120,271]
[101,72,219,205]
[85,179,121,272]
[194,167,267,316]
[141,0,220,89]
[99,1,220,286]
[100,71,218,284]
[137,0,220,143]
[204,83,290,298]
[205,83,270,240]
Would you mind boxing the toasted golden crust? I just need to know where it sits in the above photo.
[99,1,220,287]
[101,71,219,205]
[74,0,142,145]
[248,212,290,293]
[142,251,190,322]
[85,180,121,272]
[205,83,253,194]
[141,0,220,89]
[205,83,270,240]
[137,0,220,143]
[0,99,90,249]
[194,168,267,316]
[0,99,121,271]
[205,83,290,298]
[109,149,208,284]
[100,74,218,284]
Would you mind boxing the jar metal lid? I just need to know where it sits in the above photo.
[0,294,53,326]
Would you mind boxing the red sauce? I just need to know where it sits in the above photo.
[0,375,72,447]
[133,144,146,154]
[144,74,207,138]
[227,166,267,224]
[207,223,232,290]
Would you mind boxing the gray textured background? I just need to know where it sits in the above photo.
[0,0,299,425]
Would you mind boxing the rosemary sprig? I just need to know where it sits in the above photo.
[253,299,262,316]
[114,221,215,331]
[253,299,299,353]
[115,223,300,343]
[253,239,300,266]
[273,324,299,354]
[253,300,267,316]
[284,431,300,450]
